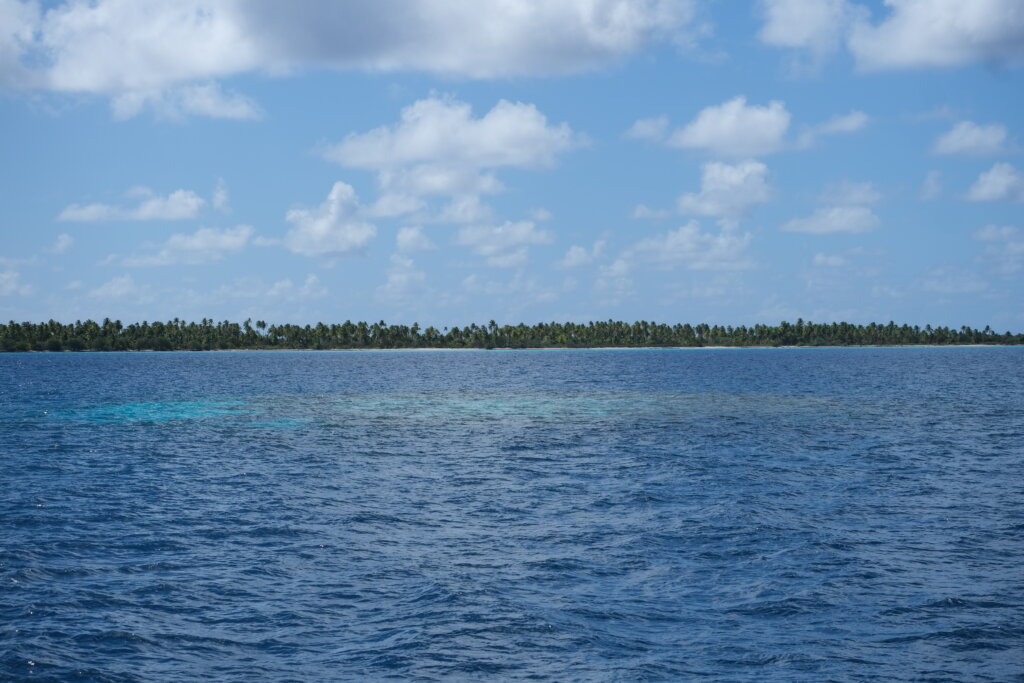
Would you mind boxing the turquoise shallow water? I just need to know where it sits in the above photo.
[2,348,1023,680]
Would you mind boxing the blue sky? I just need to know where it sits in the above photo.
[1,0,1022,329]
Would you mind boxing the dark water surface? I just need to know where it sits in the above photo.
[2,348,1022,681]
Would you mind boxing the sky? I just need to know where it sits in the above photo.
[1,0,1022,329]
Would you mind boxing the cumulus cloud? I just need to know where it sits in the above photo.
[266,274,327,300]
[599,221,752,299]
[933,121,1013,156]
[0,254,37,268]
[110,82,262,121]
[456,220,553,268]
[633,102,863,156]
[632,204,672,220]
[677,160,771,226]
[364,193,426,219]
[283,182,376,257]
[324,96,578,224]
[781,206,879,234]
[5,1,700,118]
[435,195,495,224]
[917,266,988,294]
[759,1,1024,73]
[377,254,427,301]
[797,110,869,147]
[395,226,435,253]
[757,0,864,71]
[974,225,1024,275]
[122,225,253,266]
[849,0,1024,71]
[920,170,942,200]
[58,188,205,222]
[51,233,74,254]
[625,115,670,142]
[558,240,606,268]
[0,269,32,296]
[88,273,152,301]
[670,96,790,157]
[974,225,1019,242]
[621,222,752,270]
[0,0,40,88]
[820,180,881,205]
[813,252,847,267]
[783,177,880,234]
[213,178,230,212]
[326,97,577,176]
[966,162,1024,202]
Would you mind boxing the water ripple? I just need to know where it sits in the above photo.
[2,348,1023,680]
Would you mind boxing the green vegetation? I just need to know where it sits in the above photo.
[1,318,1021,351]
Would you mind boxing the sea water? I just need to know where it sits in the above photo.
[1,348,1022,680]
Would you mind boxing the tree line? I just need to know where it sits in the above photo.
[1,318,1021,352]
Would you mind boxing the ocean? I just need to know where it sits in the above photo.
[2,348,1022,680]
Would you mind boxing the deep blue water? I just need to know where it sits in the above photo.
[1,348,1023,681]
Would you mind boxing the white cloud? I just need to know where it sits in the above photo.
[670,96,790,158]
[558,240,606,268]
[110,82,262,121]
[213,178,230,212]
[818,110,870,134]
[326,97,577,175]
[797,110,869,147]
[677,160,771,226]
[849,0,1024,71]
[395,226,435,253]
[623,222,752,270]
[377,254,427,301]
[813,252,847,267]
[920,170,942,200]
[974,225,1024,275]
[89,273,150,301]
[283,182,376,257]
[435,195,495,224]
[0,0,40,88]
[456,220,553,268]
[323,97,578,224]
[599,221,752,298]
[0,269,32,296]
[933,121,1012,156]
[781,206,879,234]
[364,193,426,219]
[820,180,881,205]
[0,254,37,268]
[13,0,699,102]
[966,162,1024,202]
[461,271,558,307]
[974,225,1019,242]
[917,266,988,294]
[122,225,253,266]
[58,188,205,222]
[757,0,863,70]
[871,284,902,299]
[51,233,74,253]
[267,274,327,300]
[759,1,1024,73]
[530,208,554,222]
[625,115,669,142]
[376,165,506,198]
[632,204,672,219]
[783,179,880,235]
[34,1,258,93]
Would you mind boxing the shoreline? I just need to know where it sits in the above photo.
[6,344,1021,354]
